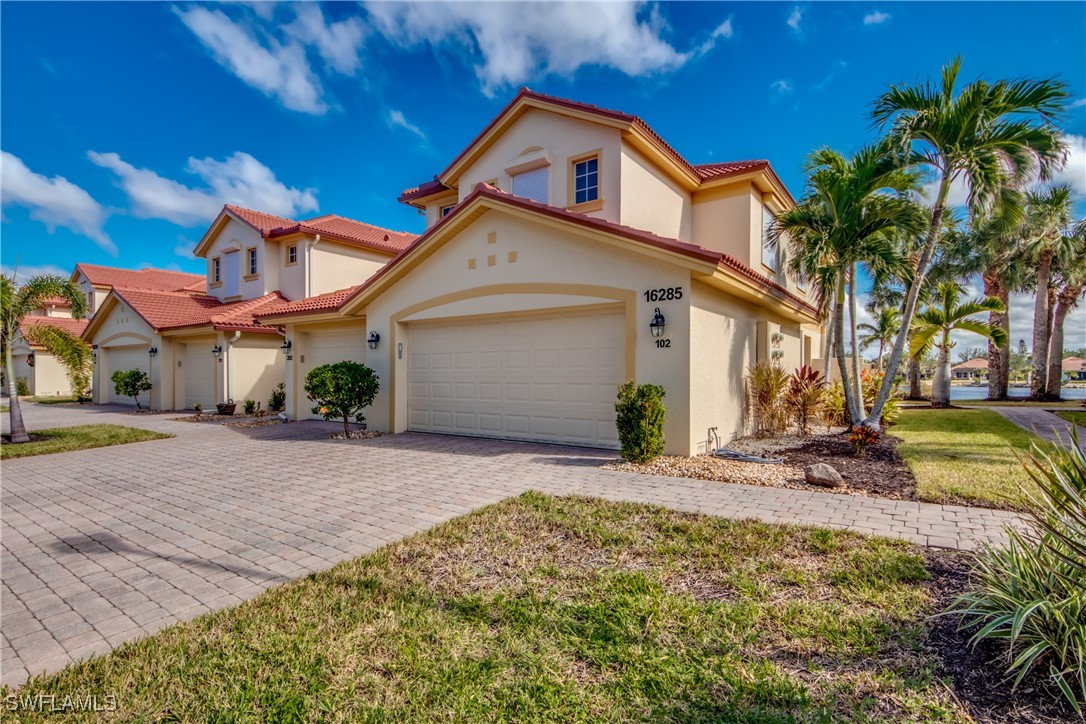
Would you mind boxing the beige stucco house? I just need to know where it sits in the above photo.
[81,207,415,410]
[259,89,822,455]
[10,298,87,397]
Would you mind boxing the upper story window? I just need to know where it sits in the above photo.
[761,205,778,272]
[440,204,455,218]
[287,245,298,265]
[511,166,549,204]
[247,248,258,276]
[212,257,221,283]
[86,290,94,312]
[573,156,599,204]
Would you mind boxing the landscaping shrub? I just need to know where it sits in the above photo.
[746,362,789,436]
[947,436,1086,711]
[784,365,825,436]
[847,425,880,456]
[15,376,29,396]
[110,369,152,410]
[305,361,380,435]
[268,383,286,412]
[821,381,847,430]
[614,381,666,463]
[243,399,257,415]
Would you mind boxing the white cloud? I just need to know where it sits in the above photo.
[770,79,793,96]
[0,151,116,255]
[694,17,734,55]
[363,1,722,96]
[175,6,328,114]
[1069,98,1086,109]
[88,151,318,227]
[0,263,70,284]
[863,11,891,26]
[1054,133,1086,195]
[786,6,803,33]
[284,3,366,76]
[385,109,426,140]
[174,235,197,259]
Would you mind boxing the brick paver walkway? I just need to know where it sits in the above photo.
[991,406,1086,451]
[1,402,1023,687]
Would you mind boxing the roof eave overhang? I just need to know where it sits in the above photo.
[255,310,357,325]
[622,127,700,191]
[399,186,457,209]
[695,268,819,323]
[697,169,797,209]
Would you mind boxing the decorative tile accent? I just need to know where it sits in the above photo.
[468,258,477,270]
[507,251,518,264]
[487,232,497,244]
[487,255,496,267]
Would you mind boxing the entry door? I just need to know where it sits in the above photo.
[407,309,624,448]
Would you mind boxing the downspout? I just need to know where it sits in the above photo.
[225,331,241,402]
[306,234,321,298]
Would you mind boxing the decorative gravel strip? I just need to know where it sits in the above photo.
[171,414,238,422]
[222,418,283,429]
[329,429,386,440]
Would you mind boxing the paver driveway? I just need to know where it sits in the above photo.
[2,403,1022,687]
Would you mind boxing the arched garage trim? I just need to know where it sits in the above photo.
[387,283,637,432]
[97,332,154,347]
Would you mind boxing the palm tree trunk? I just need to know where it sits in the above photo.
[849,265,862,411]
[877,340,885,372]
[822,308,835,383]
[1045,283,1082,399]
[1030,249,1054,398]
[4,342,30,444]
[834,276,862,424]
[931,335,952,408]
[908,356,923,399]
[983,271,1010,400]
[867,175,951,428]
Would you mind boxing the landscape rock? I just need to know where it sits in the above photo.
[804,463,844,488]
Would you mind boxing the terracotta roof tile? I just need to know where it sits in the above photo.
[111,289,287,333]
[224,204,297,235]
[694,160,770,180]
[75,264,206,293]
[952,358,989,370]
[20,316,90,344]
[36,296,72,308]
[257,286,362,320]
[222,204,417,255]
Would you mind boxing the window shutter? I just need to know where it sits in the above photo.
[223,251,240,297]
[512,167,549,204]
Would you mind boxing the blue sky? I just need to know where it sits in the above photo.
[2,1,1084,346]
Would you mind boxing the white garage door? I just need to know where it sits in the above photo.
[305,331,365,419]
[104,346,149,405]
[407,310,624,448]
[185,344,217,410]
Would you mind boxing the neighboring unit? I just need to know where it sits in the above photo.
[9,297,87,397]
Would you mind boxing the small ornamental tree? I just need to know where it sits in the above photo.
[615,381,666,463]
[111,369,152,410]
[305,361,380,435]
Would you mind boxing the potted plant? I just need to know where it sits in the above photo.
[193,403,203,415]
[216,401,236,416]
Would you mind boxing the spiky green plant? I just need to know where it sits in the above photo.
[820,381,847,431]
[746,362,790,436]
[947,434,1086,711]
[785,365,825,436]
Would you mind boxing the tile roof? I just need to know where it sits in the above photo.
[36,296,72,308]
[110,289,288,333]
[75,264,206,293]
[952,358,989,370]
[350,183,817,318]
[401,88,795,205]
[257,286,362,320]
[223,205,417,254]
[20,316,90,345]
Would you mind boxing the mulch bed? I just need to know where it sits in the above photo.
[171,414,240,423]
[777,433,918,500]
[222,418,283,429]
[925,550,1077,723]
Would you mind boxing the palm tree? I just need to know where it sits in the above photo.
[1021,184,1076,398]
[858,306,900,371]
[1,272,89,443]
[772,143,923,424]
[1045,218,1086,399]
[910,283,1009,407]
[867,57,1068,425]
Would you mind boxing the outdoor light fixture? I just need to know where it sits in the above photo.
[280,338,292,355]
[91,345,97,362]
[367,331,380,350]
[649,308,666,338]
[26,351,35,367]
[148,346,158,358]
[211,344,223,359]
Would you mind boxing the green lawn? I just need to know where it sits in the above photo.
[2,494,967,722]
[894,408,1051,510]
[1,424,172,459]
[22,395,78,405]
[1054,410,1086,426]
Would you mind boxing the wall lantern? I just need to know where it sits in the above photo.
[148,346,158,358]
[91,344,98,362]
[211,344,223,359]
[649,308,666,338]
[26,351,35,367]
[367,331,381,350]
[280,338,292,356]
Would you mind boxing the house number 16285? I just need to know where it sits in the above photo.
[644,286,683,302]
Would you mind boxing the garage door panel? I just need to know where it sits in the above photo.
[106,346,150,405]
[305,331,365,419]
[184,345,216,410]
[407,310,623,448]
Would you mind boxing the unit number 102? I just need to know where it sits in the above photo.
[644,287,682,302]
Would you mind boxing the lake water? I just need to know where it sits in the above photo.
[950,386,1086,400]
